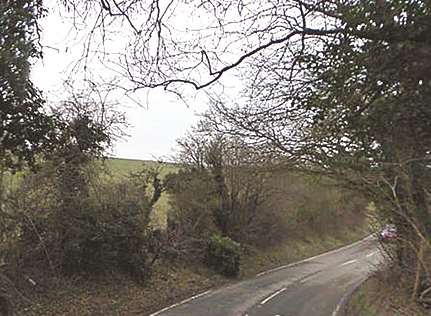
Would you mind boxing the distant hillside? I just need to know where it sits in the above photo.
[105,157,179,177]
[104,158,181,229]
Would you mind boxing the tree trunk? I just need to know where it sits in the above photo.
[410,162,431,240]
[412,241,424,301]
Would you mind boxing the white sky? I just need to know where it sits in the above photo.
[110,95,203,161]
[31,3,206,161]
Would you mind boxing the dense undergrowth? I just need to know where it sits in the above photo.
[347,271,430,316]
[346,246,431,316]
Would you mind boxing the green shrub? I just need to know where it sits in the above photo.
[59,182,152,281]
[2,161,163,283]
[205,234,241,277]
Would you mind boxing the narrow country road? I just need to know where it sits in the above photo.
[150,236,382,316]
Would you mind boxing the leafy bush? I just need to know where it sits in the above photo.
[205,234,241,277]
[165,169,218,244]
[60,179,153,281]
[2,161,163,283]
[168,135,275,248]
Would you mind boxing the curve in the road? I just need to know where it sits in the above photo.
[149,235,382,316]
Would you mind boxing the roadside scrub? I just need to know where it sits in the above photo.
[346,271,430,316]
[346,204,431,316]
[346,237,431,316]
[240,225,367,278]
[0,158,167,315]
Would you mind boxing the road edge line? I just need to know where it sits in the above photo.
[340,259,357,267]
[149,290,211,316]
[260,287,287,305]
[331,277,368,316]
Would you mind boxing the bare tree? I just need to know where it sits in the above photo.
[46,1,347,99]
[37,0,431,302]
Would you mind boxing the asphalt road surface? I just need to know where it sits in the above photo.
[150,236,382,316]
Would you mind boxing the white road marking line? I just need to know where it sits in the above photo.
[332,277,367,316]
[151,236,373,315]
[260,288,287,305]
[366,251,377,258]
[340,259,357,266]
[300,273,319,284]
[256,235,373,277]
[256,264,290,277]
[149,290,211,316]
[332,301,342,316]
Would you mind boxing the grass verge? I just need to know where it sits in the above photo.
[346,272,430,316]
[241,226,366,278]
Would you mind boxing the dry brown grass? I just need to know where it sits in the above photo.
[347,267,430,316]
[12,263,225,316]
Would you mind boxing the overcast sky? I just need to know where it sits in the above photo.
[31,3,205,161]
